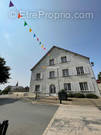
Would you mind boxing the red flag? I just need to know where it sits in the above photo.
[37,38,39,41]
[18,13,22,19]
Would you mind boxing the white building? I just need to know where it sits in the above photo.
[30,46,100,96]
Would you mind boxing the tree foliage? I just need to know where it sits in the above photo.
[98,72,101,81]
[0,57,10,84]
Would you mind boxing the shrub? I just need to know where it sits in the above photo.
[58,89,68,101]
[86,94,98,99]
[67,93,85,98]
[2,86,11,95]
[74,93,85,98]
[58,89,67,95]
[67,93,75,98]
[0,90,2,95]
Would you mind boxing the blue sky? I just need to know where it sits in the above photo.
[0,0,101,89]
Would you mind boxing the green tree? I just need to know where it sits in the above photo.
[0,89,2,95]
[0,57,10,84]
[98,72,101,81]
[2,86,11,95]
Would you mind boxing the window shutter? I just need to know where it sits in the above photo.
[69,68,73,76]
[84,66,89,74]
[67,55,71,62]
[74,82,80,91]
[71,83,75,91]
[73,67,77,75]
[88,81,94,91]
[40,73,43,79]
[32,72,36,81]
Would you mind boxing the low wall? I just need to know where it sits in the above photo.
[9,92,35,97]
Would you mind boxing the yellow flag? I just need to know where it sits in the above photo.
[29,28,32,32]
[41,45,44,48]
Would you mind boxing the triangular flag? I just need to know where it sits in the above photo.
[41,45,44,48]
[29,28,32,32]
[50,56,52,59]
[37,38,39,41]
[33,34,36,38]
[9,1,14,7]
[48,54,50,56]
[18,13,22,19]
[41,66,47,69]
[24,21,27,26]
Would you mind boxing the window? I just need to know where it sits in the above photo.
[49,59,54,66]
[50,84,56,93]
[36,73,41,80]
[76,67,84,75]
[79,82,88,91]
[49,71,55,78]
[64,83,71,91]
[35,85,40,92]
[62,69,69,77]
[61,56,67,63]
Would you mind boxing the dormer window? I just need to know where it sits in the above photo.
[61,56,67,63]
[49,59,54,66]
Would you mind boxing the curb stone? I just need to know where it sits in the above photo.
[42,105,60,135]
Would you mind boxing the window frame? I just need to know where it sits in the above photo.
[35,85,40,92]
[79,82,88,91]
[49,59,55,66]
[49,71,55,79]
[64,83,71,91]
[50,84,56,94]
[36,73,41,80]
[76,66,84,75]
[61,56,67,63]
[62,69,69,77]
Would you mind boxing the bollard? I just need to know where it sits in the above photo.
[0,120,9,135]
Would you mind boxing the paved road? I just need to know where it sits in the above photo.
[0,96,58,135]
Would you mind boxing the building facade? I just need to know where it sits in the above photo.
[30,46,100,96]
[97,80,101,95]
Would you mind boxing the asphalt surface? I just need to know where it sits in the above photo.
[0,96,58,135]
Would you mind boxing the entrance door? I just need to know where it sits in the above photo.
[49,84,56,96]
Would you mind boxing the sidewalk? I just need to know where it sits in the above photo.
[43,105,101,135]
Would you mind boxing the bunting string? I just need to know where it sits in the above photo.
[9,1,46,50]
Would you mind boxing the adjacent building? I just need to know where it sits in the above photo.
[30,46,100,96]
[97,80,101,95]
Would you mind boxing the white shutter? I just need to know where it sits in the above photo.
[40,73,43,79]
[71,83,75,91]
[69,68,73,76]
[74,82,80,91]
[72,67,77,76]
[88,81,94,91]
[69,67,77,76]
[58,56,62,64]
[55,69,58,78]
[84,66,89,74]
[67,55,71,62]
[32,73,36,81]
